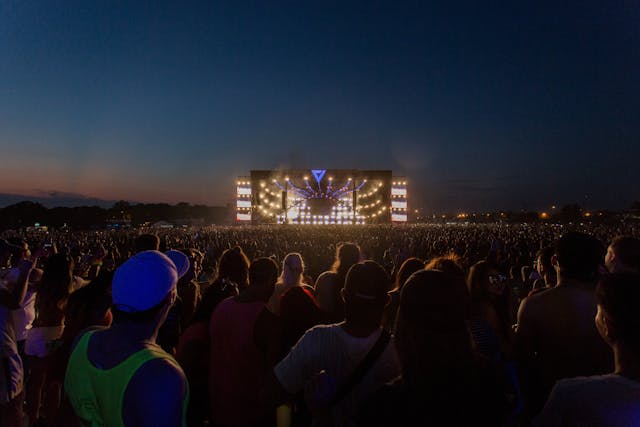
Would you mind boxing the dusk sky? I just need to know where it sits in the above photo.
[1,1,639,212]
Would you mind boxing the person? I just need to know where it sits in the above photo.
[273,285,325,426]
[64,250,188,427]
[0,257,35,427]
[157,250,191,354]
[209,257,282,427]
[357,269,509,426]
[176,267,238,427]
[267,252,308,315]
[280,285,324,352]
[381,257,424,332]
[467,260,512,362]
[604,235,640,274]
[172,248,203,326]
[534,273,640,426]
[134,233,160,253]
[515,232,613,422]
[26,253,74,426]
[529,246,556,295]
[47,270,114,427]
[213,246,250,292]
[315,243,361,323]
[265,261,400,427]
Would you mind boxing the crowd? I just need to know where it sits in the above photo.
[0,222,639,426]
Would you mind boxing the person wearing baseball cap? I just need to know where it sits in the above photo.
[65,250,188,427]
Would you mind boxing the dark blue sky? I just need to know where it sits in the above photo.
[1,0,638,212]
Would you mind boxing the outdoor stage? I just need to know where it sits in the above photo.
[236,169,407,224]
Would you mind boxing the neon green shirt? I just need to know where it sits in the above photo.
[64,330,188,427]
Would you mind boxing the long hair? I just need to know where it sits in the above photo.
[467,260,490,301]
[216,246,250,290]
[395,270,473,385]
[331,242,361,288]
[280,252,304,287]
[37,253,74,317]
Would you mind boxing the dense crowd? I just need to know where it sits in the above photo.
[0,222,639,426]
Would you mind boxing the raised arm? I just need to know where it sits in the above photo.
[0,258,35,309]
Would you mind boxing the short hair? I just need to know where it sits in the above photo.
[537,246,555,274]
[249,257,279,288]
[596,273,640,353]
[134,234,160,253]
[609,236,640,273]
[554,232,604,282]
[112,291,172,324]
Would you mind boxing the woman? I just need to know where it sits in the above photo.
[315,242,360,323]
[467,260,513,361]
[381,257,424,332]
[358,270,508,426]
[25,253,73,426]
[267,253,308,315]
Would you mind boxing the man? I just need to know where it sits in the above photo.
[65,250,188,427]
[0,257,35,427]
[265,261,400,427]
[605,235,640,274]
[534,273,640,426]
[516,232,613,422]
[209,257,282,427]
[531,246,556,292]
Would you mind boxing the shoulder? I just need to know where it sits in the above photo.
[70,326,108,353]
[315,271,337,286]
[129,354,187,388]
[518,287,555,317]
[124,355,187,426]
[553,374,627,393]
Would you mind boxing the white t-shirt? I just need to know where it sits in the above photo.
[534,374,640,427]
[274,324,400,427]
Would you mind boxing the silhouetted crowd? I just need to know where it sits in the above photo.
[1,223,639,426]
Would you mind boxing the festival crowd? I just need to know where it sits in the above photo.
[0,223,639,426]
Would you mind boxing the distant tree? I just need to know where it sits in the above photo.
[558,204,583,222]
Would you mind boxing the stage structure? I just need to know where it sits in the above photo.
[236,169,407,224]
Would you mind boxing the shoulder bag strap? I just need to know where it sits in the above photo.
[329,329,391,406]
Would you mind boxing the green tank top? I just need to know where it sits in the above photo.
[64,330,188,427]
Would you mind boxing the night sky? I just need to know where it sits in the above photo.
[1,1,639,212]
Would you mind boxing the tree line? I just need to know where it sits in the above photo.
[0,201,231,231]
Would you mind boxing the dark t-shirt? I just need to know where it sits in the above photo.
[356,357,509,426]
